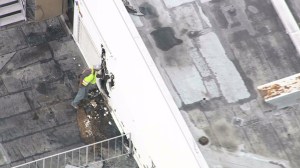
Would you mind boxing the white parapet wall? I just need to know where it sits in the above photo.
[257,73,300,109]
[72,0,209,168]
[270,0,300,55]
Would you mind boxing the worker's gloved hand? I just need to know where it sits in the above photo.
[96,74,102,78]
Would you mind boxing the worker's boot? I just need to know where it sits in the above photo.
[71,102,79,109]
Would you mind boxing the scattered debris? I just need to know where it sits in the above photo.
[77,87,120,144]
[75,44,131,166]
[77,107,95,144]
[90,100,97,108]
[83,119,93,136]
[122,0,144,16]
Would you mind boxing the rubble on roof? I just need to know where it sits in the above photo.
[76,87,120,144]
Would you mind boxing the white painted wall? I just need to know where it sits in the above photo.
[73,0,209,167]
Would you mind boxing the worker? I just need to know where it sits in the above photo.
[71,64,102,109]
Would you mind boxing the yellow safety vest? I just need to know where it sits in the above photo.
[82,68,97,86]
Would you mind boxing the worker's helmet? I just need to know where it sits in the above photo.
[93,64,101,70]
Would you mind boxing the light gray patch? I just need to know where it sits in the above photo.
[247,5,259,14]
[230,58,257,102]
[188,108,210,129]
[212,119,239,152]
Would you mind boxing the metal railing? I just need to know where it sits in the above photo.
[13,133,132,168]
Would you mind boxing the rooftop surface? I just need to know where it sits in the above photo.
[2,0,300,167]
[129,0,300,167]
[0,17,85,167]
[0,17,137,168]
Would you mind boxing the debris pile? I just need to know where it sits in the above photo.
[77,87,120,144]
[83,119,92,136]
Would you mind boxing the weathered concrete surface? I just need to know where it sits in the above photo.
[0,28,27,55]
[0,17,85,167]
[0,16,137,168]
[199,32,250,102]
[0,93,31,118]
[21,18,66,46]
[130,0,300,167]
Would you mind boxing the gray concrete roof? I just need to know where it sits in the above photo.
[2,0,300,167]
[0,15,137,168]
[130,0,300,167]
[0,17,86,167]
[0,17,137,168]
